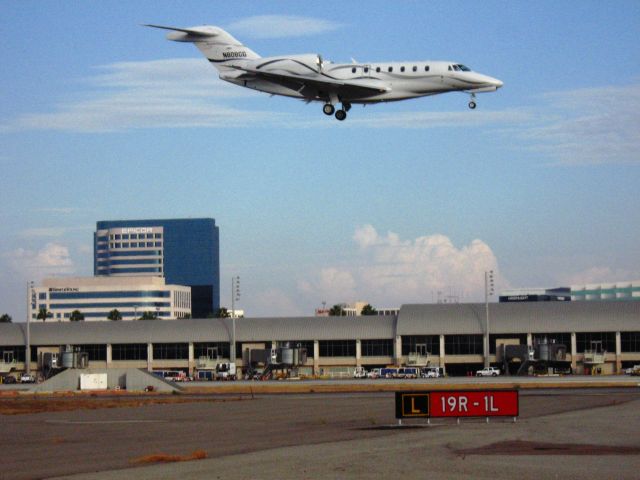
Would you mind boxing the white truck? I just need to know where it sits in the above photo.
[353,366,367,379]
[215,362,237,381]
[421,366,445,378]
[624,365,640,376]
[476,366,501,377]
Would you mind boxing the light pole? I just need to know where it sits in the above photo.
[231,276,240,362]
[484,270,495,368]
[26,281,34,374]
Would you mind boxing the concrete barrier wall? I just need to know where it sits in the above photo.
[32,368,180,393]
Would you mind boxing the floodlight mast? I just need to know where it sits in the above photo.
[231,276,240,362]
[26,281,33,374]
[484,271,494,368]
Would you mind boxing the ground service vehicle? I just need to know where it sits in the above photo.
[215,362,237,380]
[353,366,367,379]
[20,373,35,383]
[625,365,640,375]
[367,368,382,379]
[153,370,188,382]
[476,366,501,377]
[421,367,445,378]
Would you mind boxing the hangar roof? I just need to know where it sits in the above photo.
[0,315,396,346]
[398,301,640,335]
[0,301,638,347]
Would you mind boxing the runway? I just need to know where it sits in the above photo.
[1,387,639,479]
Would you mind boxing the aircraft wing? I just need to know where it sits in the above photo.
[227,66,390,100]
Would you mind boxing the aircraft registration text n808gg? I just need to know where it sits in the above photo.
[145,23,503,121]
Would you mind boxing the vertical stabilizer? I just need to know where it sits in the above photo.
[144,24,260,72]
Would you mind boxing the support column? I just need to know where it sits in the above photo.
[527,333,533,347]
[439,335,446,369]
[484,332,490,367]
[313,340,320,375]
[615,331,622,373]
[147,342,153,372]
[394,336,402,366]
[355,339,362,367]
[106,344,112,369]
[188,342,195,376]
[571,332,577,372]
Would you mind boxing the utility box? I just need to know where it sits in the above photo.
[80,373,108,390]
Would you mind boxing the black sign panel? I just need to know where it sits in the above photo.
[395,392,430,418]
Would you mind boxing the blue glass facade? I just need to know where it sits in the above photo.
[94,218,220,317]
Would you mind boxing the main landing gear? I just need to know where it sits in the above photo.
[323,102,351,121]
[468,93,477,109]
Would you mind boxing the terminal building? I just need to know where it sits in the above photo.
[570,281,640,301]
[500,281,640,303]
[2,301,639,378]
[94,218,220,317]
[30,276,191,321]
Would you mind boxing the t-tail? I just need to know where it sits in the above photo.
[144,24,260,72]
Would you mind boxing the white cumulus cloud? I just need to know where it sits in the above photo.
[3,243,75,280]
[299,225,503,307]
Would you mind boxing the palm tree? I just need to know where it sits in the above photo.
[36,307,51,322]
[0,313,12,323]
[69,310,85,322]
[107,309,122,321]
[212,308,230,318]
[361,304,378,316]
[140,311,158,320]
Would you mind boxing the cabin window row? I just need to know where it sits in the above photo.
[351,65,431,74]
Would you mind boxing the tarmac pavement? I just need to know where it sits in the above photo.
[0,388,638,479]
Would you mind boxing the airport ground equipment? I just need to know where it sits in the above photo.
[624,365,640,375]
[422,366,445,378]
[40,345,89,379]
[476,366,501,377]
[243,342,307,380]
[353,366,367,379]
[215,362,237,380]
[499,338,571,376]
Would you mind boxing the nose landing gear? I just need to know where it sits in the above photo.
[468,93,477,109]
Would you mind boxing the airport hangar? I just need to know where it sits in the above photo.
[1,301,639,377]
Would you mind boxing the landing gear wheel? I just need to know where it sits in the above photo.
[335,109,347,121]
[323,104,335,115]
[468,101,476,109]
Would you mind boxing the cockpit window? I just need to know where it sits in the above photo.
[456,64,471,72]
[452,65,461,71]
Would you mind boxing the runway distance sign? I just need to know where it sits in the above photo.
[395,390,519,419]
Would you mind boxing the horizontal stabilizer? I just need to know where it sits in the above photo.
[143,24,218,40]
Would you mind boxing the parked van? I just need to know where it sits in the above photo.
[421,366,445,378]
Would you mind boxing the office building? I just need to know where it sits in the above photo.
[95,218,219,317]
[31,276,191,321]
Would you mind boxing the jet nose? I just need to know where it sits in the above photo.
[492,78,504,89]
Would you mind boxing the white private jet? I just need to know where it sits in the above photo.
[146,24,503,121]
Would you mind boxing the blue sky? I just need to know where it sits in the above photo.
[1,1,639,319]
